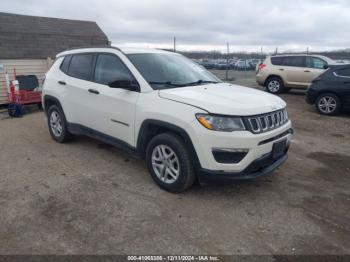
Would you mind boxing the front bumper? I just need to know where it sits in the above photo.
[198,149,289,184]
[187,120,293,172]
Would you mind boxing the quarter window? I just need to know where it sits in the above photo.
[94,54,133,85]
[68,54,94,81]
[306,57,327,69]
[271,57,283,66]
[60,55,71,73]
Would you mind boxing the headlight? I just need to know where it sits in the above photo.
[196,114,245,132]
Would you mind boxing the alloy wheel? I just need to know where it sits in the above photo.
[268,80,280,93]
[151,145,180,184]
[318,96,337,114]
[50,111,63,137]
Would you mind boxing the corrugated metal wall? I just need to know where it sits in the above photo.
[0,59,52,105]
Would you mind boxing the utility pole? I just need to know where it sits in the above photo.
[226,42,230,81]
[307,46,309,54]
[260,46,263,56]
[173,37,176,52]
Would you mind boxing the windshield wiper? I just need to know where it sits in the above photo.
[149,81,185,87]
[181,80,220,86]
[149,80,220,88]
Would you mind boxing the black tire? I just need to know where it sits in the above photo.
[265,77,285,94]
[146,133,195,193]
[47,105,73,143]
[315,93,341,116]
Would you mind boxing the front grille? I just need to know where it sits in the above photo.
[244,108,289,134]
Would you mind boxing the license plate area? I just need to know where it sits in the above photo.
[272,139,287,159]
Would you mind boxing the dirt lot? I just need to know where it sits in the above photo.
[0,71,349,255]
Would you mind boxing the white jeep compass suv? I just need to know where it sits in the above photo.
[43,47,293,192]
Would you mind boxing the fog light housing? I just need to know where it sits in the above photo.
[212,148,249,164]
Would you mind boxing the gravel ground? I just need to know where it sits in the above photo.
[0,71,349,255]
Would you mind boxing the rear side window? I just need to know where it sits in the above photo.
[60,55,71,73]
[94,54,133,85]
[282,56,305,67]
[337,68,350,77]
[271,57,283,66]
[68,54,94,81]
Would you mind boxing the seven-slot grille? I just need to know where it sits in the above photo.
[244,108,289,134]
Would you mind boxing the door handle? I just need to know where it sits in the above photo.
[304,70,311,73]
[58,81,66,85]
[88,89,99,95]
[279,69,284,71]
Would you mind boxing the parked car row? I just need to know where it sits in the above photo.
[196,59,262,71]
[256,54,350,115]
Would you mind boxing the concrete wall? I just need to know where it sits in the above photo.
[0,59,52,105]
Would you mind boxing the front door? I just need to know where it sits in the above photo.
[88,53,140,146]
[303,57,327,85]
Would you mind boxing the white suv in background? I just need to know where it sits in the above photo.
[43,47,293,192]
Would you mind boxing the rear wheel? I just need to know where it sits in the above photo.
[146,133,195,193]
[316,93,341,116]
[266,77,285,94]
[47,105,73,143]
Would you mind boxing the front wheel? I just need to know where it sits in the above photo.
[266,77,285,94]
[146,133,195,193]
[316,93,341,116]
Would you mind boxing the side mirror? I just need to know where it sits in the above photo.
[108,78,139,91]
[323,64,329,69]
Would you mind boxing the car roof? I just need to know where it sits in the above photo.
[56,46,174,57]
[271,54,327,59]
[269,54,337,64]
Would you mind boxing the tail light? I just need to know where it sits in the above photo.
[257,63,266,72]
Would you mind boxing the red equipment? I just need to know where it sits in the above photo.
[8,68,42,107]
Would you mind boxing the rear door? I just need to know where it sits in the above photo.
[60,53,95,126]
[304,57,327,85]
[281,56,307,88]
[335,67,350,106]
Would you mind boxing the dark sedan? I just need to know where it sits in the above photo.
[306,65,350,115]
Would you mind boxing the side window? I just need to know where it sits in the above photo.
[94,54,134,85]
[68,54,94,81]
[337,68,350,77]
[306,57,327,69]
[282,56,305,67]
[271,57,283,66]
[60,55,71,73]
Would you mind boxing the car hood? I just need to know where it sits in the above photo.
[158,83,286,116]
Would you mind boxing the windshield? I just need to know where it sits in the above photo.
[127,53,221,90]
